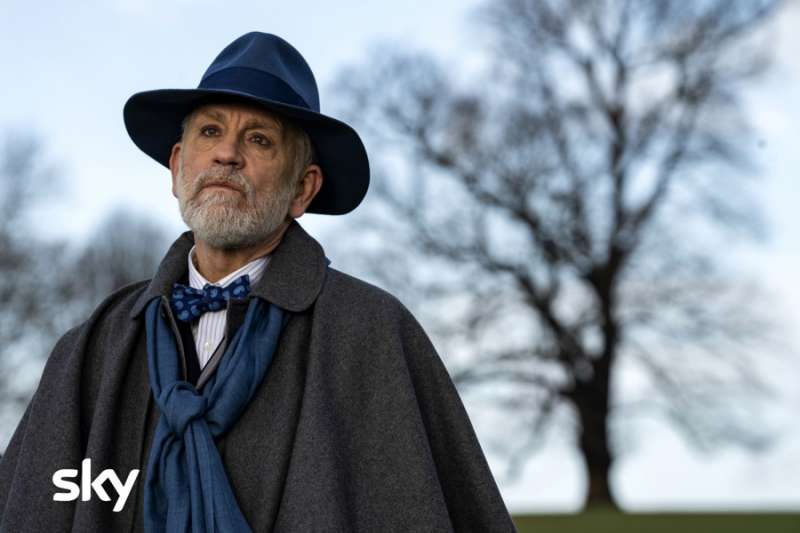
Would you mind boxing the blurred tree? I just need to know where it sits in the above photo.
[0,132,170,454]
[332,0,783,509]
[0,132,66,422]
[48,208,171,338]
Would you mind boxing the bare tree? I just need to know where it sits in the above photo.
[0,132,66,421]
[331,0,783,509]
[48,208,172,337]
[0,132,170,452]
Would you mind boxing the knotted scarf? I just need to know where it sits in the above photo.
[143,295,287,532]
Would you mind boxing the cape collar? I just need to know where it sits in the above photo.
[130,220,327,318]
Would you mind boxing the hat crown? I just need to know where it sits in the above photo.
[200,32,320,112]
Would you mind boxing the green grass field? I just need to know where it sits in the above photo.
[511,510,800,533]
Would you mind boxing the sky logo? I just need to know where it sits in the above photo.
[52,459,139,513]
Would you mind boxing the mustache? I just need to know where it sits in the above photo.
[188,167,252,197]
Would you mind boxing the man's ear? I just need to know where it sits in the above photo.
[168,143,182,198]
[288,164,323,219]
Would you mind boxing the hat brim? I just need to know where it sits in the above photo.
[123,88,369,215]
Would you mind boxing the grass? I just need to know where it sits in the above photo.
[511,510,800,533]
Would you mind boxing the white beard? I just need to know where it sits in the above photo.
[176,157,295,250]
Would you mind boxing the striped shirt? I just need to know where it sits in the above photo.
[187,245,270,368]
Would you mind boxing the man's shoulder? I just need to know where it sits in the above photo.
[84,279,151,326]
[316,268,441,362]
[322,267,407,313]
[318,267,428,337]
[37,280,151,381]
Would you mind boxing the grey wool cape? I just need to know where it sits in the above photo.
[0,221,517,532]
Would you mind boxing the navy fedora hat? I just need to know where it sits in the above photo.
[124,32,369,215]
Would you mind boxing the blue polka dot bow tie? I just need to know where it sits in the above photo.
[170,274,251,322]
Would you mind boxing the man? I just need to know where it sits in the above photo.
[0,32,517,532]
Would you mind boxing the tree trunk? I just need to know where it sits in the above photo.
[574,362,619,510]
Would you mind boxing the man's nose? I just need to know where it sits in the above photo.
[212,133,244,168]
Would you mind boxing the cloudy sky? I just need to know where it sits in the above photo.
[2,0,799,513]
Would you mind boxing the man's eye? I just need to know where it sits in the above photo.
[200,126,219,136]
[250,134,273,146]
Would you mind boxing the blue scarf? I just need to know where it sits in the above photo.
[143,295,286,532]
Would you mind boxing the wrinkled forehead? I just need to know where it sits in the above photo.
[186,99,285,133]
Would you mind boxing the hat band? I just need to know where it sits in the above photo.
[199,67,312,111]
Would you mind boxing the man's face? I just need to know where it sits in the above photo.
[170,101,298,250]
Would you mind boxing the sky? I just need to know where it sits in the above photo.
[2,0,799,514]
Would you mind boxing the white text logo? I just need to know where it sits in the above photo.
[52,458,139,512]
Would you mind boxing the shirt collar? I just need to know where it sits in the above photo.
[186,245,269,290]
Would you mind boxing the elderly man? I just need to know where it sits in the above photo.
[0,33,517,532]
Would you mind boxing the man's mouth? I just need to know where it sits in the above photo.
[200,182,242,194]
